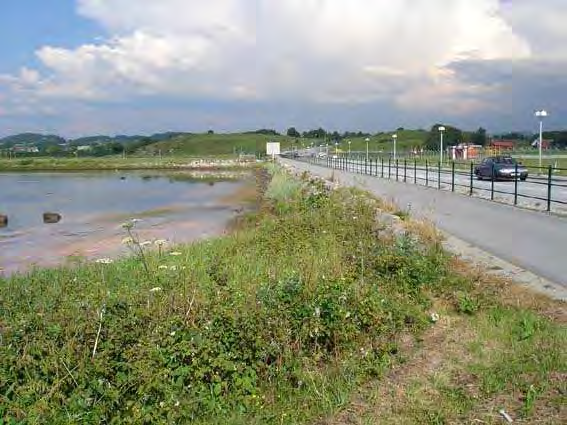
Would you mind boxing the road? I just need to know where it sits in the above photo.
[320,157,567,214]
[280,158,567,297]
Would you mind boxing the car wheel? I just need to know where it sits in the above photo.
[520,176,527,181]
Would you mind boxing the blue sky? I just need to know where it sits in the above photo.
[0,1,101,73]
[0,0,566,138]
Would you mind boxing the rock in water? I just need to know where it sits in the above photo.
[43,212,62,224]
[0,214,7,228]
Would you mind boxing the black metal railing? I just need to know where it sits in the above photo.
[282,153,567,213]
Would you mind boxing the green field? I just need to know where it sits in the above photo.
[137,133,299,157]
[1,166,564,424]
[335,129,428,154]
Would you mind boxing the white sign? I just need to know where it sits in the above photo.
[266,142,280,156]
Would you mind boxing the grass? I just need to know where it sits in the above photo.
[1,165,565,424]
[0,156,257,171]
[138,133,299,157]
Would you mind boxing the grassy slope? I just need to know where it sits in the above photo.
[343,130,428,154]
[0,166,564,424]
[138,133,299,156]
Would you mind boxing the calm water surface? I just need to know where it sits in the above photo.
[0,170,249,275]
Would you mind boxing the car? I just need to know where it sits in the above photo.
[474,156,528,181]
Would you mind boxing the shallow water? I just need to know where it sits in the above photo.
[0,170,249,275]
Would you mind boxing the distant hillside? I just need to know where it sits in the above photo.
[0,133,66,147]
[136,133,297,156]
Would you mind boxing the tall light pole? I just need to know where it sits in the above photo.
[438,126,446,164]
[535,110,548,170]
[365,137,370,161]
[392,134,398,161]
[348,140,351,156]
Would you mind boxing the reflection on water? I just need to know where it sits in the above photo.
[0,170,250,275]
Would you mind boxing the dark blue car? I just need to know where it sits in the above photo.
[474,156,528,181]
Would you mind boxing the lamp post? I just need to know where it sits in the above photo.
[348,140,351,156]
[335,141,339,155]
[365,137,370,161]
[535,110,548,170]
[438,126,446,164]
[392,134,397,161]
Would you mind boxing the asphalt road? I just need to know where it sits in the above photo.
[281,158,567,292]
[324,157,567,214]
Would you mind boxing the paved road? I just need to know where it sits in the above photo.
[281,158,567,292]
[321,157,567,214]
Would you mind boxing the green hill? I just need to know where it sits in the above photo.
[136,133,300,157]
[336,129,428,154]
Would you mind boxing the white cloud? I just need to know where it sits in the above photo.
[3,0,556,118]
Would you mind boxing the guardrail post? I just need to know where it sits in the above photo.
[438,161,441,190]
[514,163,518,205]
[414,159,417,184]
[404,159,407,182]
[547,165,552,212]
[388,158,391,179]
[451,162,455,192]
[396,159,399,181]
[425,160,429,187]
[491,163,495,201]
[381,157,384,178]
[469,162,474,196]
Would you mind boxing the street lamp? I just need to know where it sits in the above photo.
[392,134,398,161]
[365,137,370,161]
[535,110,548,170]
[348,140,351,156]
[438,126,446,164]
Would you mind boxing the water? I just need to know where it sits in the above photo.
[0,170,250,275]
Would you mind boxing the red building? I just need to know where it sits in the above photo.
[489,139,517,150]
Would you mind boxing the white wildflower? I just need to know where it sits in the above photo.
[170,331,176,336]
[150,287,163,292]
[169,251,182,256]
[158,265,168,269]
[121,237,134,245]
[314,307,321,318]
[430,312,440,323]
[154,239,168,246]
[140,241,152,247]
[95,258,113,264]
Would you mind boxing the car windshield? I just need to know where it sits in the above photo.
[495,157,516,165]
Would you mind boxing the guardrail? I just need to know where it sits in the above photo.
[283,153,567,214]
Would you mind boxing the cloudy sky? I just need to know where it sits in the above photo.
[0,0,566,137]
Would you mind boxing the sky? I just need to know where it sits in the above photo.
[0,0,566,137]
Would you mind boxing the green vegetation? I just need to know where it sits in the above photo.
[340,129,428,153]
[133,133,297,157]
[0,156,255,171]
[0,166,564,424]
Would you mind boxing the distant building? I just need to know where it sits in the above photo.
[12,144,39,153]
[450,144,482,160]
[489,139,517,150]
[531,139,553,149]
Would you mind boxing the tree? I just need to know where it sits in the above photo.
[470,127,487,146]
[424,124,463,150]
[302,128,327,139]
[286,127,300,138]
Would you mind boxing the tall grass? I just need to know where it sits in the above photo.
[0,167,476,423]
